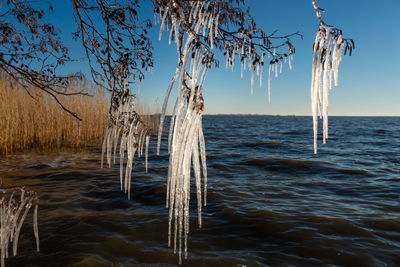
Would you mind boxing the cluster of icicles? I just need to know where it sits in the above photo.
[156,0,294,104]
[101,90,150,199]
[311,27,344,154]
[0,187,39,267]
[157,5,209,264]
[232,38,293,103]
[155,1,298,263]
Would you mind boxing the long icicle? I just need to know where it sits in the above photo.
[310,28,344,153]
[157,4,209,262]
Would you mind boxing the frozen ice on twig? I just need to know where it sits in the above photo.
[0,187,39,267]
[310,1,347,153]
[101,67,151,197]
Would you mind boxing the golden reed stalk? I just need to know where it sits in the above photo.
[0,73,160,155]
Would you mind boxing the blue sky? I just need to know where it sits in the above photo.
[49,0,400,116]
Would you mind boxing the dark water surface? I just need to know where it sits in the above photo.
[1,116,400,266]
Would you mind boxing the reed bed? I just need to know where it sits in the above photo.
[0,74,161,155]
[0,74,108,154]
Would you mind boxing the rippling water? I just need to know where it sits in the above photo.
[1,116,400,266]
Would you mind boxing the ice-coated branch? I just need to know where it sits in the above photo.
[155,2,212,263]
[101,66,151,199]
[310,0,354,154]
[0,187,39,267]
[311,0,332,28]
[152,0,302,97]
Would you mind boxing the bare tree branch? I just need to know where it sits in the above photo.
[0,0,86,120]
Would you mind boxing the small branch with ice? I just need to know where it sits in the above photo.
[310,0,354,154]
[0,187,39,267]
[101,67,150,199]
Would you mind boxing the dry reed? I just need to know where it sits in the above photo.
[0,73,161,154]
[0,73,109,154]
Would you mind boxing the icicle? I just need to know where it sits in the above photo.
[333,35,343,87]
[198,121,207,206]
[248,40,251,55]
[168,99,180,154]
[322,33,332,144]
[208,12,214,49]
[260,54,264,88]
[13,201,31,256]
[192,129,202,227]
[214,13,219,38]
[197,6,203,27]
[120,134,126,191]
[157,65,181,155]
[101,127,110,168]
[140,129,147,158]
[159,7,169,41]
[250,65,254,95]
[113,126,121,164]
[168,18,174,45]
[106,126,113,167]
[311,31,321,153]
[137,127,143,158]
[174,20,180,47]
[268,63,272,103]
[202,14,208,36]
[192,1,200,22]
[33,205,39,252]
[256,62,260,77]
[188,5,194,24]
[145,135,149,172]
[231,50,235,72]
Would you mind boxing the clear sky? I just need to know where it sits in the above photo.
[49,0,400,116]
